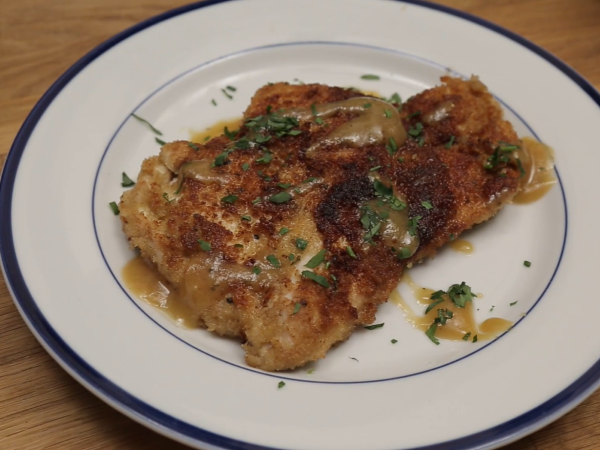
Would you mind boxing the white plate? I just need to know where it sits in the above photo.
[1,1,599,449]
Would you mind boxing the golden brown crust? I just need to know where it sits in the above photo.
[119,77,521,371]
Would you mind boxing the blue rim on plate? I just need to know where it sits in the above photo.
[0,1,597,449]
[91,40,568,385]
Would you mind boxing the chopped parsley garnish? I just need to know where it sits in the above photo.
[242,163,250,171]
[187,142,199,152]
[447,282,475,308]
[109,201,120,215]
[266,254,281,268]
[269,192,292,203]
[407,215,422,236]
[204,136,211,142]
[224,127,238,140]
[234,244,243,248]
[288,254,295,262]
[421,200,433,210]
[279,227,290,236]
[302,270,330,288]
[221,88,233,99]
[384,92,402,106]
[408,122,423,137]
[307,369,315,374]
[305,249,326,268]
[524,260,531,267]
[425,298,445,314]
[484,142,520,170]
[253,266,262,275]
[363,102,372,109]
[364,323,384,330]
[211,99,217,106]
[510,301,518,306]
[384,109,392,118]
[516,159,526,178]
[295,238,308,250]
[221,195,238,204]
[131,113,163,135]
[349,357,359,362]
[278,381,285,389]
[391,339,398,344]
[162,192,174,203]
[302,177,316,183]
[346,246,357,259]
[462,332,471,341]
[155,137,166,146]
[197,240,211,252]
[226,85,237,92]
[292,302,302,315]
[407,111,421,118]
[425,323,440,345]
[314,117,325,125]
[397,247,411,260]
[121,172,135,187]
[445,136,455,149]
[472,335,478,343]
[386,137,398,155]
[370,166,382,172]
[252,197,261,204]
[361,74,380,80]
[310,103,318,117]
[256,152,272,164]
[241,215,251,221]
[490,305,495,312]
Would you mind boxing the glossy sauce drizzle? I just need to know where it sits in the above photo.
[515,137,557,204]
[122,257,197,328]
[190,117,242,144]
[449,239,473,254]
[390,272,512,342]
[285,97,407,158]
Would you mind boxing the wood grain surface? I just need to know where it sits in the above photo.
[1,1,600,449]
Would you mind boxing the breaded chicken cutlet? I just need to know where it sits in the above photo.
[119,76,522,371]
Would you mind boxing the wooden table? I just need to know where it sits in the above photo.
[1,1,600,448]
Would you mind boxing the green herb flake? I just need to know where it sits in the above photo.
[266,254,281,268]
[295,238,308,251]
[305,249,326,268]
[162,192,174,203]
[462,332,472,341]
[384,109,392,118]
[364,323,384,330]
[407,215,422,236]
[425,298,445,315]
[314,117,325,125]
[310,103,318,117]
[252,266,262,275]
[447,282,475,308]
[131,113,163,135]
[370,165,382,172]
[408,122,423,137]
[421,200,433,210]
[307,369,315,374]
[279,227,290,236]
[386,137,398,155]
[241,215,251,221]
[155,137,167,146]
[524,260,532,267]
[302,270,330,288]
[473,335,478,343]
[302,177,317,184]
[197,240,211,252]
[226,85,237,92]
[278,381,285,389]
[211,99,217,106]
[242,163,250,171]
[221,88,233,99]
[121,172,135,187]
[361,74,380,80]
[109,201,120,215]
[255,152,272,165]
[288,254,295,262]
[346,246,357,259]
[204,136,211,142]
[269,192,292,203]
[292,302,302,315]
[277,183,291,189]
[425,323,440,345]
[234,244,244,248]
[363,103,372,109]
[223,127,238,140]
[510,301,518,306]
[221,195,238,204]
[187,142,200,152]
[445,136,455,149]
[398,247,411,260]
[391,339,398,344]
[252,197,261,205]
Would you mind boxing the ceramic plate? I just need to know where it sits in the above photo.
[2,1,599,449]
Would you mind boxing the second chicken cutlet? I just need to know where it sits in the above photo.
[119,76,522,371]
